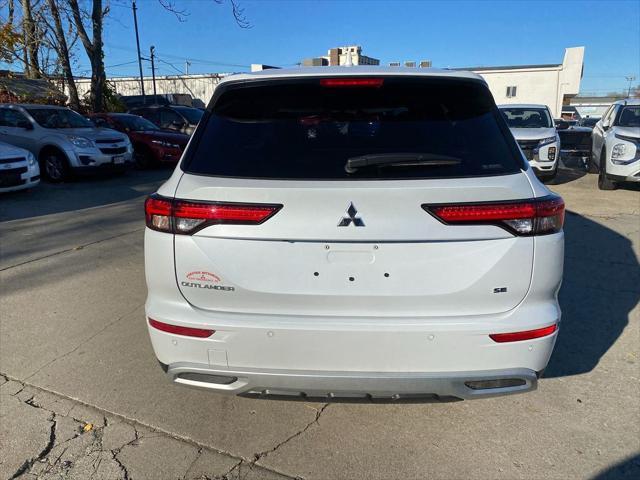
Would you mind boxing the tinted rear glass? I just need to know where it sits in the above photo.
[184,77,523,180]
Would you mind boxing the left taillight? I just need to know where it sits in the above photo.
[423,195,565,236]
[144,194,282,235]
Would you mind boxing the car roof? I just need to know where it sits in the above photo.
[614,98,640,106]
[0,103,69,109]
[219,66,486,85]
[497,104,550,109]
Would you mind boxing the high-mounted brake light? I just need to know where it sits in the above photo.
[489,324,558,343]
[423,195,564,236]
[144,194,282,234]
[320,78,384,88]
[148,318,215,338]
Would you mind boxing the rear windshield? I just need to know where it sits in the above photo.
[184,78,523,180]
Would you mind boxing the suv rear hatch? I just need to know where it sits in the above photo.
[169,75,536,317]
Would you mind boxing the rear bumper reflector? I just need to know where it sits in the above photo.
[148,318,215,338]
[489,324,558,343]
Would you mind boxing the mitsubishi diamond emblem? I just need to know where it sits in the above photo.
[338,202,365,227]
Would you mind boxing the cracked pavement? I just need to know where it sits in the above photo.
[1,168,639,479]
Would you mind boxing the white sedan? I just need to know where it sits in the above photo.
[0,140,40,193]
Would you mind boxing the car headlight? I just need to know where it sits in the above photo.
[538,137,557,147]
[67,135,93,149]
[151,139,180,149]
[26,151,36,167]
[612,143,629,159]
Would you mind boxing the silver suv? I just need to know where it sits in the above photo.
[0,104,133,182]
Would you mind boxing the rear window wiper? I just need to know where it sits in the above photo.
[345,153,462,174]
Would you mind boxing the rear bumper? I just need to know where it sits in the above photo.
[145,229,563,400]
[166,363,540,401]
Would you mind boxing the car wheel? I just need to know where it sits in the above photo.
[42,150,69,183]
[597,148,617,191]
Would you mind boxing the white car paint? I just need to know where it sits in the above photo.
[499,104,560,179]
[591,99,640,189]
[0,141,40,193]
[144,68,565,401]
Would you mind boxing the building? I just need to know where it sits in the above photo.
[0,73,66,105]
[455,47,585,118]
[568,94,627,118]
[303,45,380,67]
[72,73,227,108]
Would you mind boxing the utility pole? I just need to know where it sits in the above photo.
[185,60,191,75]
[132,0,146,104]
[625,76,636,98]
[150,46,157,100]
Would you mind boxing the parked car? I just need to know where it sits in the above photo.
[555,119,593,168]
[561,106,580,121]
[591,98,640,190]
[499,104,560,181]
[578,116,600,128]
[144,68,565,401]
[90,113,189,168]
[0,104,133,182]
[128,105,203,135]
[0,140,39,192]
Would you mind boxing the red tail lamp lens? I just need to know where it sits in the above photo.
[320,78,384,87]
[148,318,215,338]
[424,196,564,236]
[144,194,282,234]
[489,324,558,343]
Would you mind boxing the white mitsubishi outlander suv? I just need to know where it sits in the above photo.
[144,68,565,401]
[591,99,640,190]
[499,104,560,181]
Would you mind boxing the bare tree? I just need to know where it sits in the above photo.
[21,0,41,77]
[214,0,251,29]
[45,0,80,109]
[67,0,106,111]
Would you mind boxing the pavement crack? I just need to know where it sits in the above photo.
[0,227,143,272]
[10,412,57,479]
[23,302,145,381]
[252,403,329,465]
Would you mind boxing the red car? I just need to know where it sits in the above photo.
[90,113,189,168]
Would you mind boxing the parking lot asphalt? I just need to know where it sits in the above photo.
[1,165,639,480]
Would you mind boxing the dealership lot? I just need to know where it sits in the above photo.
[1,166,639,479]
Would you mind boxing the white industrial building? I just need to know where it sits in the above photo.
[71,46,584,117]
[459,47,585,118]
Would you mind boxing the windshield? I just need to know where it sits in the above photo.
[617,106,640,127]
[27,108,93,129]
[184,78,523,180]
[115,114,159,131]
[500,108,553,128]
[174,107,203,125]
[580,117,599,127]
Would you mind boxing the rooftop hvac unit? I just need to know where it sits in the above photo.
[389,62,401,67]
[404,61,416,68]
[419,60,432,68]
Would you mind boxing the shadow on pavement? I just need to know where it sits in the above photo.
[591,453,640,479]
[0,168,172,222]
[545,211,640,378]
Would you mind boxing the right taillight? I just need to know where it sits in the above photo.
[423,195,564,236]
[144,194,282,235]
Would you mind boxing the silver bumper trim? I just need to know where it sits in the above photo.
[166,363,538,401]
